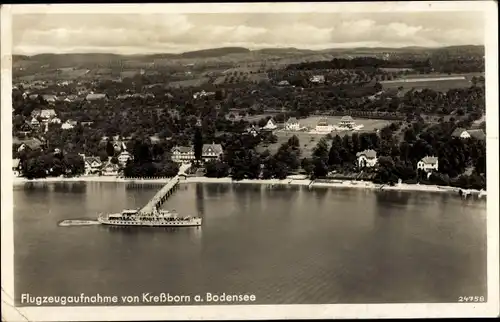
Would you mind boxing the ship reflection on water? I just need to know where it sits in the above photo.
[100,224,203,238]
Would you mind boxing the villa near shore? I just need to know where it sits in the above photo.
[171,144,224,164]
[417,156,439,172]
[356,149,378,168]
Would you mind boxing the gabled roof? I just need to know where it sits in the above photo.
[171,146,193,153]
[18,138,43,150]
[341,115,354,122]
[85,157,102,165]
[468,129,486,140]
[202,144,223,155]
[356,149,377,159]
[287,117,298,124]
[19,122,33,131]
[420,156,438,164]
[451,127,467,137]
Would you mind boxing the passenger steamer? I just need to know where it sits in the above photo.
[97,209,202,227]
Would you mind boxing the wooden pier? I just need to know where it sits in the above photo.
[138,164,191,214]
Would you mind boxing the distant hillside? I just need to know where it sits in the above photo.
[12,45,484,72]
[179,47,250,58]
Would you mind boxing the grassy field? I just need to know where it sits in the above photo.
[166,77,210,88]
[256,131,333,158]
[380,72,484,92]
[255,116,393,157]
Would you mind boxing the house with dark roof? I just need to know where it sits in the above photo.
[356,149,378,168]
[18,122,33,135]
[117,151,133,167]
[417,156,439,173]
[202,143,224,162]
[16,138,43,152]
[171,146,195,164]
[245,125,260,137]
[83,156,103,175]
[315,117,333,133]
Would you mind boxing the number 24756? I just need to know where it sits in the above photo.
[458,296,486,302]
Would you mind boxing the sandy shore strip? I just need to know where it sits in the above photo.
[12,175,486,196]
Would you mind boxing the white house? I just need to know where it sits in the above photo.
[85,93,109,101]
[285,117,300,131]
[61,120,76,130]
[117,151,133,166]
[310,75,325,84]
[40,109,57,119]
[417,156,439,172]
[262,118,277,131]
[356,149,378,168]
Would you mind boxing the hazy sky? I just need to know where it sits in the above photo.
[12,11,485,55]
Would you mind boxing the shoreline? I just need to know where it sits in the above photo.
[12,175,486,196]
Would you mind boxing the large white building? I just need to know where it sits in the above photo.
[417,156,439,172]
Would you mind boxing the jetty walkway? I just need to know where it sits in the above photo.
[138,163,191,214]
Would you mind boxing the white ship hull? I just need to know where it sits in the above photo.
[97,211,202,227]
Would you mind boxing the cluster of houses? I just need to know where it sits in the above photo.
[20,108,93,135]
[309,116,363,133]
[356,149,440,174]
[80,149,133,176]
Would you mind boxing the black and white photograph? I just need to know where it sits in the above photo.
[1,2,499,320]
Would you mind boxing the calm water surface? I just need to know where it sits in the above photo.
[14,182,487,304]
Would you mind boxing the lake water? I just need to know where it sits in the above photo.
[13,182,487,305]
